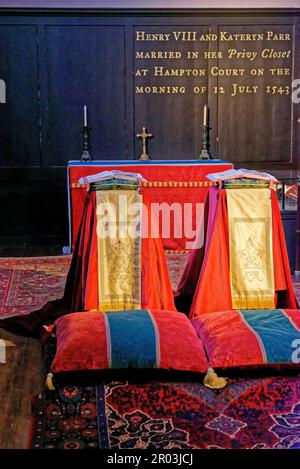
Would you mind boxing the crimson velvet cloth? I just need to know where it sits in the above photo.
[0,191,175,337]
[175,188,296,317]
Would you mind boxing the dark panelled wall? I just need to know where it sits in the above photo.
[0,8,299,247]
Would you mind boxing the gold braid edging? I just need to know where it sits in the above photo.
[70,181,216,189]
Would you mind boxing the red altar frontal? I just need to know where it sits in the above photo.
[67,159,233,252]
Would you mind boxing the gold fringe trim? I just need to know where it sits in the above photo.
[232,297,275,310]
[70,181,217,189]
[71,181,282,190]
[98,302,141,312]
[143,181,216,188]
[46,373,55,391]
[71,182,89,189]
[203,367,227,390]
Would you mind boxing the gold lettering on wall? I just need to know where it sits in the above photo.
[134,27,293,97]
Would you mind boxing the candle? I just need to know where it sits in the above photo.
[84,105,88,127]
[203,105,208,126]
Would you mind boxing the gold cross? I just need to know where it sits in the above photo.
[136,126,153,160]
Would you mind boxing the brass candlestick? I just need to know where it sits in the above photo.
[199,105,211,160]
[199,124,212,160]
[81,125,92,161]
[136,127,153,160]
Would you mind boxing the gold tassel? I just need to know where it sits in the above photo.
[203,367,227,390]
[46,372,55,391]
[2,340,16,347]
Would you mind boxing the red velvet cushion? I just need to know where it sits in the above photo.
[51,309,208,374]
[192,309,300,370]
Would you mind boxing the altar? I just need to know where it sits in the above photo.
[67,159,233,251]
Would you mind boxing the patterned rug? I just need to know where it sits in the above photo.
[0,253,187,318]
[30,376,300,449]
[2,255,300,450]
[0,256,71,318]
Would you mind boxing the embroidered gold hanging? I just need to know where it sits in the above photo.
[226,188,275,309]
[96,190,142,311]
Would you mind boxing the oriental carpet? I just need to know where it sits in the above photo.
[30,377,300,449]
[0,256,72,318]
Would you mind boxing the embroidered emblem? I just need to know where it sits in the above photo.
[104,239,135,293]
[236,237,265,281]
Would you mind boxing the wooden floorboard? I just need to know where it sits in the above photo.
[0,329,44,449]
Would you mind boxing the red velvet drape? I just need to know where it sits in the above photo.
[176,188,297,318]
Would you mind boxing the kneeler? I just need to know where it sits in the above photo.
[0,189,175,338]
[175,187,297,317]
